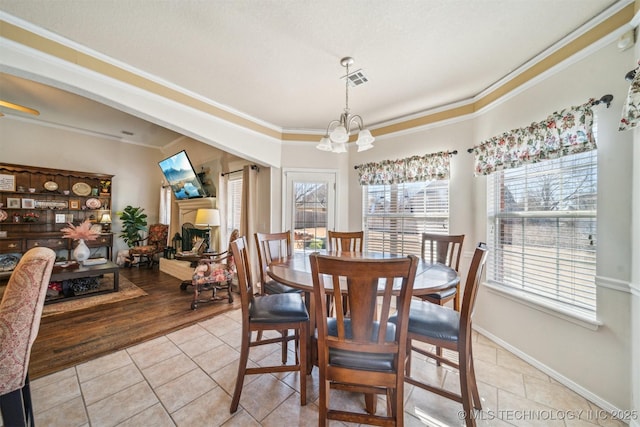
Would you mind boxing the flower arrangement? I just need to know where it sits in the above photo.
[23,212,40,222]
[61,219,100,241]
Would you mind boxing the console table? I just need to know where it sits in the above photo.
[46,261,119,304]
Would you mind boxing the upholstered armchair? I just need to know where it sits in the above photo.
[187,229,238,309]
[0,247,56,427]
[128,223,169,268]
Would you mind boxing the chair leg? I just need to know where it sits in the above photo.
[299,321,307,406]
[459,349,477,427]
[365,393,377,415]
[0,388,28,427]
[230,329,251,413]
[281,329,289,364]
[469,345,482,410]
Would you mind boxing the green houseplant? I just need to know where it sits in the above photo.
[118,205,148,248]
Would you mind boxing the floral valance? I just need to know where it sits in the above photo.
[620,60,640,131]
[472,101,596,176]
[356,151,453,185]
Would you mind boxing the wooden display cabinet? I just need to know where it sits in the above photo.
[0,163,114,277]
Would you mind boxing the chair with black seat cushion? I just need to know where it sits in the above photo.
[326,230,364,315]
[229,236,309,413]
[310,252,418,426]
[327,230,364,252]
[420,233,465,311]
[393,243,488,427]
[129,223,169,268]
[0,247,56,427]
[254,231,301,295]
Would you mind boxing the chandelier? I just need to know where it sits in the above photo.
[316,57,374,153]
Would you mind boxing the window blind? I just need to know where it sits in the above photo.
[227,177,243,235]
[363,180,449,255]
[487,150,597,315]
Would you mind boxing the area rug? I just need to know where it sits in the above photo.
[42,274,147,317]
[0,274,148,317]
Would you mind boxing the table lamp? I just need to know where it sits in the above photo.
[195,208,220,252]
[99,213,112,232]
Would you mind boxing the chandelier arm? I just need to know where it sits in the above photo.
[325,118,342,135]
[347,114,364,133]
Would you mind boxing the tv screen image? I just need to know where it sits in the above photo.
[158,150,207,200]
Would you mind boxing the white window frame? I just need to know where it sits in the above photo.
[485,150,600,326]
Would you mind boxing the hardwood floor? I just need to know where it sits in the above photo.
[29,266,240,380]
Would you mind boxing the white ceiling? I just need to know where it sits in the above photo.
[0,0,627,148]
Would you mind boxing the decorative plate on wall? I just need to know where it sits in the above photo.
[0,209,7,222]
[44,180,58,191]
[72,182,91,196]
[85,198,101,209]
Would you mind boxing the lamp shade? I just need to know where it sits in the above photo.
[195,208,220,227]
[100,213,112,223]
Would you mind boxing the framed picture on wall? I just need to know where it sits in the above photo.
[7,197,20,208]
[69,199,80,210]
[21,198,35,209]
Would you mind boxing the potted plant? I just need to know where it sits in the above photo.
[118,205,148,248]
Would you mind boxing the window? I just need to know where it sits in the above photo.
[363,180,449,255]
[226,176,243,236]
[487,150,597,315]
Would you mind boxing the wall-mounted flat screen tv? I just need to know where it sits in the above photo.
[158,150,207,200]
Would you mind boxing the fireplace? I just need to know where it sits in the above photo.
[174,197,218,251]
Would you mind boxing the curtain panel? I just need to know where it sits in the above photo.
[356,151,452,185]
[619,60,640,131]
[473,101,596,176]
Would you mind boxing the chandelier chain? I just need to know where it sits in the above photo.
[344,61,350,114]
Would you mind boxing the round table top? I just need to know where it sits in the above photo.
[267,251,459,296]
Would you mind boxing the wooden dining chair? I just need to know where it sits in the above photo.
[327,230,364,252]
[0,247,56,427]
[326,230,364,315]
[229,236,309,414]
[310,252,418,426]
[394,243,488,427]
[254,231,301,295]
[419,233,465,311]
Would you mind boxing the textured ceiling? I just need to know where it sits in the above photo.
[0,0,628,147]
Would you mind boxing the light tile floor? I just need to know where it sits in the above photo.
[18,308,628,427]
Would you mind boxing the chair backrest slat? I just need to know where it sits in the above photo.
[231,236,255,316]
[459,243,488,337]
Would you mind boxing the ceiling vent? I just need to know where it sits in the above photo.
[342,69,368,87]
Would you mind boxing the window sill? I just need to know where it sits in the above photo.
[483,281,603,331]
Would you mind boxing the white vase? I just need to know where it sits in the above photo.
[74,239,90,262]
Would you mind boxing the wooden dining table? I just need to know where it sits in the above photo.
[267,250,460,371]
[268,250,459,296]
